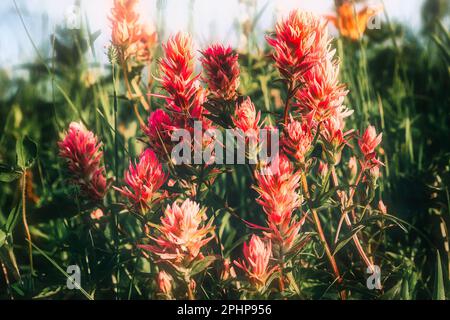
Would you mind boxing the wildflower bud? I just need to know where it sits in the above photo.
[282,117,313,165]
[318,161,328,179]
[378,200,387,215]
[157,271,173,297]
[234,235,277,290]
[348,156,358,181]
[90,208,104,220]
[232,97,261,139]
[221,258,236,281]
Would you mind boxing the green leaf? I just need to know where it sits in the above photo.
[16,136,38,169]
[189,255,217,276]
[0,164,21,182]
[433,250,446,300]
[0,229,6,248]
[0,171,21,183]
[332,225,365,256]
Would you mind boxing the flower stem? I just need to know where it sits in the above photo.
[301,172,346,299]
[331,166,374,271]
[121,60,145,128]
[21,171,34,287]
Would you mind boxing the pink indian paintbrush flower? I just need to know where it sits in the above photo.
[114,148,167,213]
[232,97,262,141]
[254,154,305,254]
[266,10,330,83]
[295,57,349,122]
[160,33,200,115]
[254,154,302,226]
[200,44,240,100]
[234,235,278,290]
[282,117,314,165]
[139,199,215,265]
[58,122,108,201]
[358,125,383,168]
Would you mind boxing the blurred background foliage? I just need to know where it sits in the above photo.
[0,0,449,299]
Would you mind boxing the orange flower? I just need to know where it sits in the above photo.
[234,235,278,290]
[110,0,140,48]
[140,199,214,265]
[326,1,383,41]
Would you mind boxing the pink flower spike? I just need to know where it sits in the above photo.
[232,97,262,140]
[140,199,215,265]
[58,122,108,201]
[234,235,277,290]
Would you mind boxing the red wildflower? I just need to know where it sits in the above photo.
[115,149,167,213]
[200,44,240,100]
[58,122,108,201]
[254,154,301,225]
[266,10,330,83]
[160,33,200,116]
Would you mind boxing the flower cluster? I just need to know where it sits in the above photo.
[58,122,108,201]
[144,33,214,158]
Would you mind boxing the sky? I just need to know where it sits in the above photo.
[0,0,425,67]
